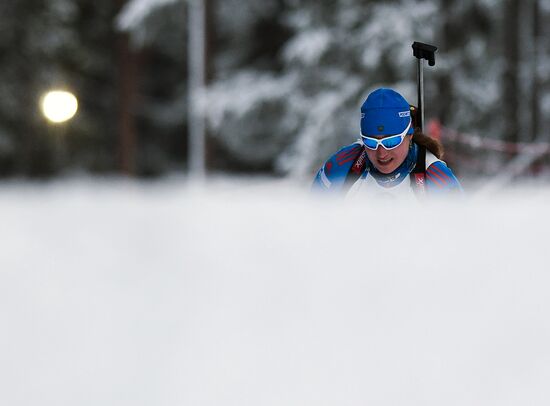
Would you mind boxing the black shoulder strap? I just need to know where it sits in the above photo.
[410,143,426,194]
[412,143,426,174]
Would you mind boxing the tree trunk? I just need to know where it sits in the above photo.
[530,0,540,142]
[187,0,213,178]
[116,0,140,176]
[435,0,454,126]
[502,0,520,147]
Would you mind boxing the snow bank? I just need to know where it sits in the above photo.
[1,177,549,406]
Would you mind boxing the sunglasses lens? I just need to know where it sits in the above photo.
[381,135,403,149]
[363,138,379,150]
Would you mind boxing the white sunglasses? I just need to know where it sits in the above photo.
[361,121,412,151]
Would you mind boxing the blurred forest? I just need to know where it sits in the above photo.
[1,0,549,180]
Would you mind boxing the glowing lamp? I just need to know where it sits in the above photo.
[41,90,78,123]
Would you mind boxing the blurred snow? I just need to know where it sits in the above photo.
[204,71,300,165]
[360,1,437,69]
[282,29,332,65]
[205,71,298,129]
[116,0,180,31]
[1,177,550,406]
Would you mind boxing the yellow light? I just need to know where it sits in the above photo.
[41,90,78,123]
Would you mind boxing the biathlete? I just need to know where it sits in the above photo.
[312,88,462,199]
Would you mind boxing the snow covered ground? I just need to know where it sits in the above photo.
[1,176,550,406]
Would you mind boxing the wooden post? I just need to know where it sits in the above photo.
[116,0,140,176]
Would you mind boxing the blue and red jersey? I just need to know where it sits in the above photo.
[312,141,462,197]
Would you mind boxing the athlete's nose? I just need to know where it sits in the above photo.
[375,145,388,156]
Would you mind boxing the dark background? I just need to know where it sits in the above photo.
[1,0,548,180]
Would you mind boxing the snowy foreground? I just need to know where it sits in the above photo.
[2,177,550,406]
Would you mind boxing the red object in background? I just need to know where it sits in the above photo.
[427,119,442,141]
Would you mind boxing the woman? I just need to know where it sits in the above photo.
[312,88,462,199]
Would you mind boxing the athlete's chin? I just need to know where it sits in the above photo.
[374,160,398,174]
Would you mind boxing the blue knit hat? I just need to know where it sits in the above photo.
[360,88,413,137]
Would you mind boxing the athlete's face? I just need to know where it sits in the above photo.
[365,134,412,174]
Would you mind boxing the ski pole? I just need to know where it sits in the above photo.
[412,42,437,132]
